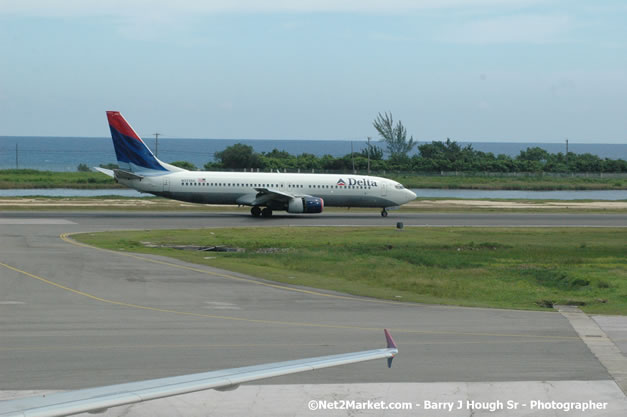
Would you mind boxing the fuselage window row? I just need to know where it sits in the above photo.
[180,182,370,191]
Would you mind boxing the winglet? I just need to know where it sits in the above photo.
[384,329,397,349]
[384,329,397,368]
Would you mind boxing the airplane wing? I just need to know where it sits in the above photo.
[0,330,398,417]
[236,188,297,206]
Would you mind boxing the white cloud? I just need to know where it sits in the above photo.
[437,14,573,44]
[0,0,544,17]
[369,32,414,42]
[1,0,551,42]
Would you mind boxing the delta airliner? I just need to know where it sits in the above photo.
[96,111,416,217]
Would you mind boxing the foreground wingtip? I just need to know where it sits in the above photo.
[384,329,398,368]
[384,329,397,349]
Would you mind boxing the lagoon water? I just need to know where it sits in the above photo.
[1,188,625,200]
[1,136,626,172]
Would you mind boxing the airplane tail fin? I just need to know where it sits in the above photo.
[106,111,184,174]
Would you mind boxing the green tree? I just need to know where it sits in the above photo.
[361,144,384,161]
[373,112,416,158]
[170,161,197,170]
[260,148,297,171]
[518,147,550,162]
[214,144,264,169]
[295,153,321,170]
[319,154,344,170]
[263,149,292,159]
[516,147,550,172]
[99,163,119,170]
[77,163,90,172]
[203,161,222,170]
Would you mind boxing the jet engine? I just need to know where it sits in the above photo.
[287,197,324,213]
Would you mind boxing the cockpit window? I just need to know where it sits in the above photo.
[394,184,405,190]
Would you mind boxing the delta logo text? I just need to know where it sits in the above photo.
[337,178,378,187]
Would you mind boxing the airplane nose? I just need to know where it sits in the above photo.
[405,188,416,202]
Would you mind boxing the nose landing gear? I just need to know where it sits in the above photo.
[381,208,388,217]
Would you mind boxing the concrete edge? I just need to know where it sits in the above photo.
[556,305,627,396]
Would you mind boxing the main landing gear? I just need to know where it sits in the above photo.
[251,206,273,217]
[381,208,388,217]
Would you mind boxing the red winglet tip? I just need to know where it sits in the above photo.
[384,329,397,349]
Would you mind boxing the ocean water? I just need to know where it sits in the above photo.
[0,136,626,172]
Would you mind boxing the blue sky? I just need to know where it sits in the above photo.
[1,1,626,143]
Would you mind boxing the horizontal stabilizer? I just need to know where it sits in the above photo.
[93,167,114,177]
[114,169,144,181]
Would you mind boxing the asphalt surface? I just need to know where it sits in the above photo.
[0,210,623,390]
[2,210,627,228]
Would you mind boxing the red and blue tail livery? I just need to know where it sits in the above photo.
[106,111,168,173]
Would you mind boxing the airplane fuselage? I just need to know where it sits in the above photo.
[120,171,415,209]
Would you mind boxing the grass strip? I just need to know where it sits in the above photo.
[73,227,627,314]
[1,169,626,190]
[0,169,119,189]
[389,174,627,190]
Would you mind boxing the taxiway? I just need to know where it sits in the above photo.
[1,210,625,415]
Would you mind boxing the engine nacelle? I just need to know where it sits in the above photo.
[287,197,324,213]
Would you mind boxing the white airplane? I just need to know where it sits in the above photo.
[0,330,398,417]
[95,111,416,217]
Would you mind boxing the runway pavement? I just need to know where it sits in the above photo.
[1,210,626,415]
[1,210,627,228]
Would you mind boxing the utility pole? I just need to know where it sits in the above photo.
[153,133,161,157]
[351,141,355,173]
[367,136,371,174]
[565,138,570,174]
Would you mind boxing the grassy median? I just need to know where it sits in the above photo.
[1,169,625,190]
[391,174,627,190]
[73,227,627,314]
[0,169,118,189]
